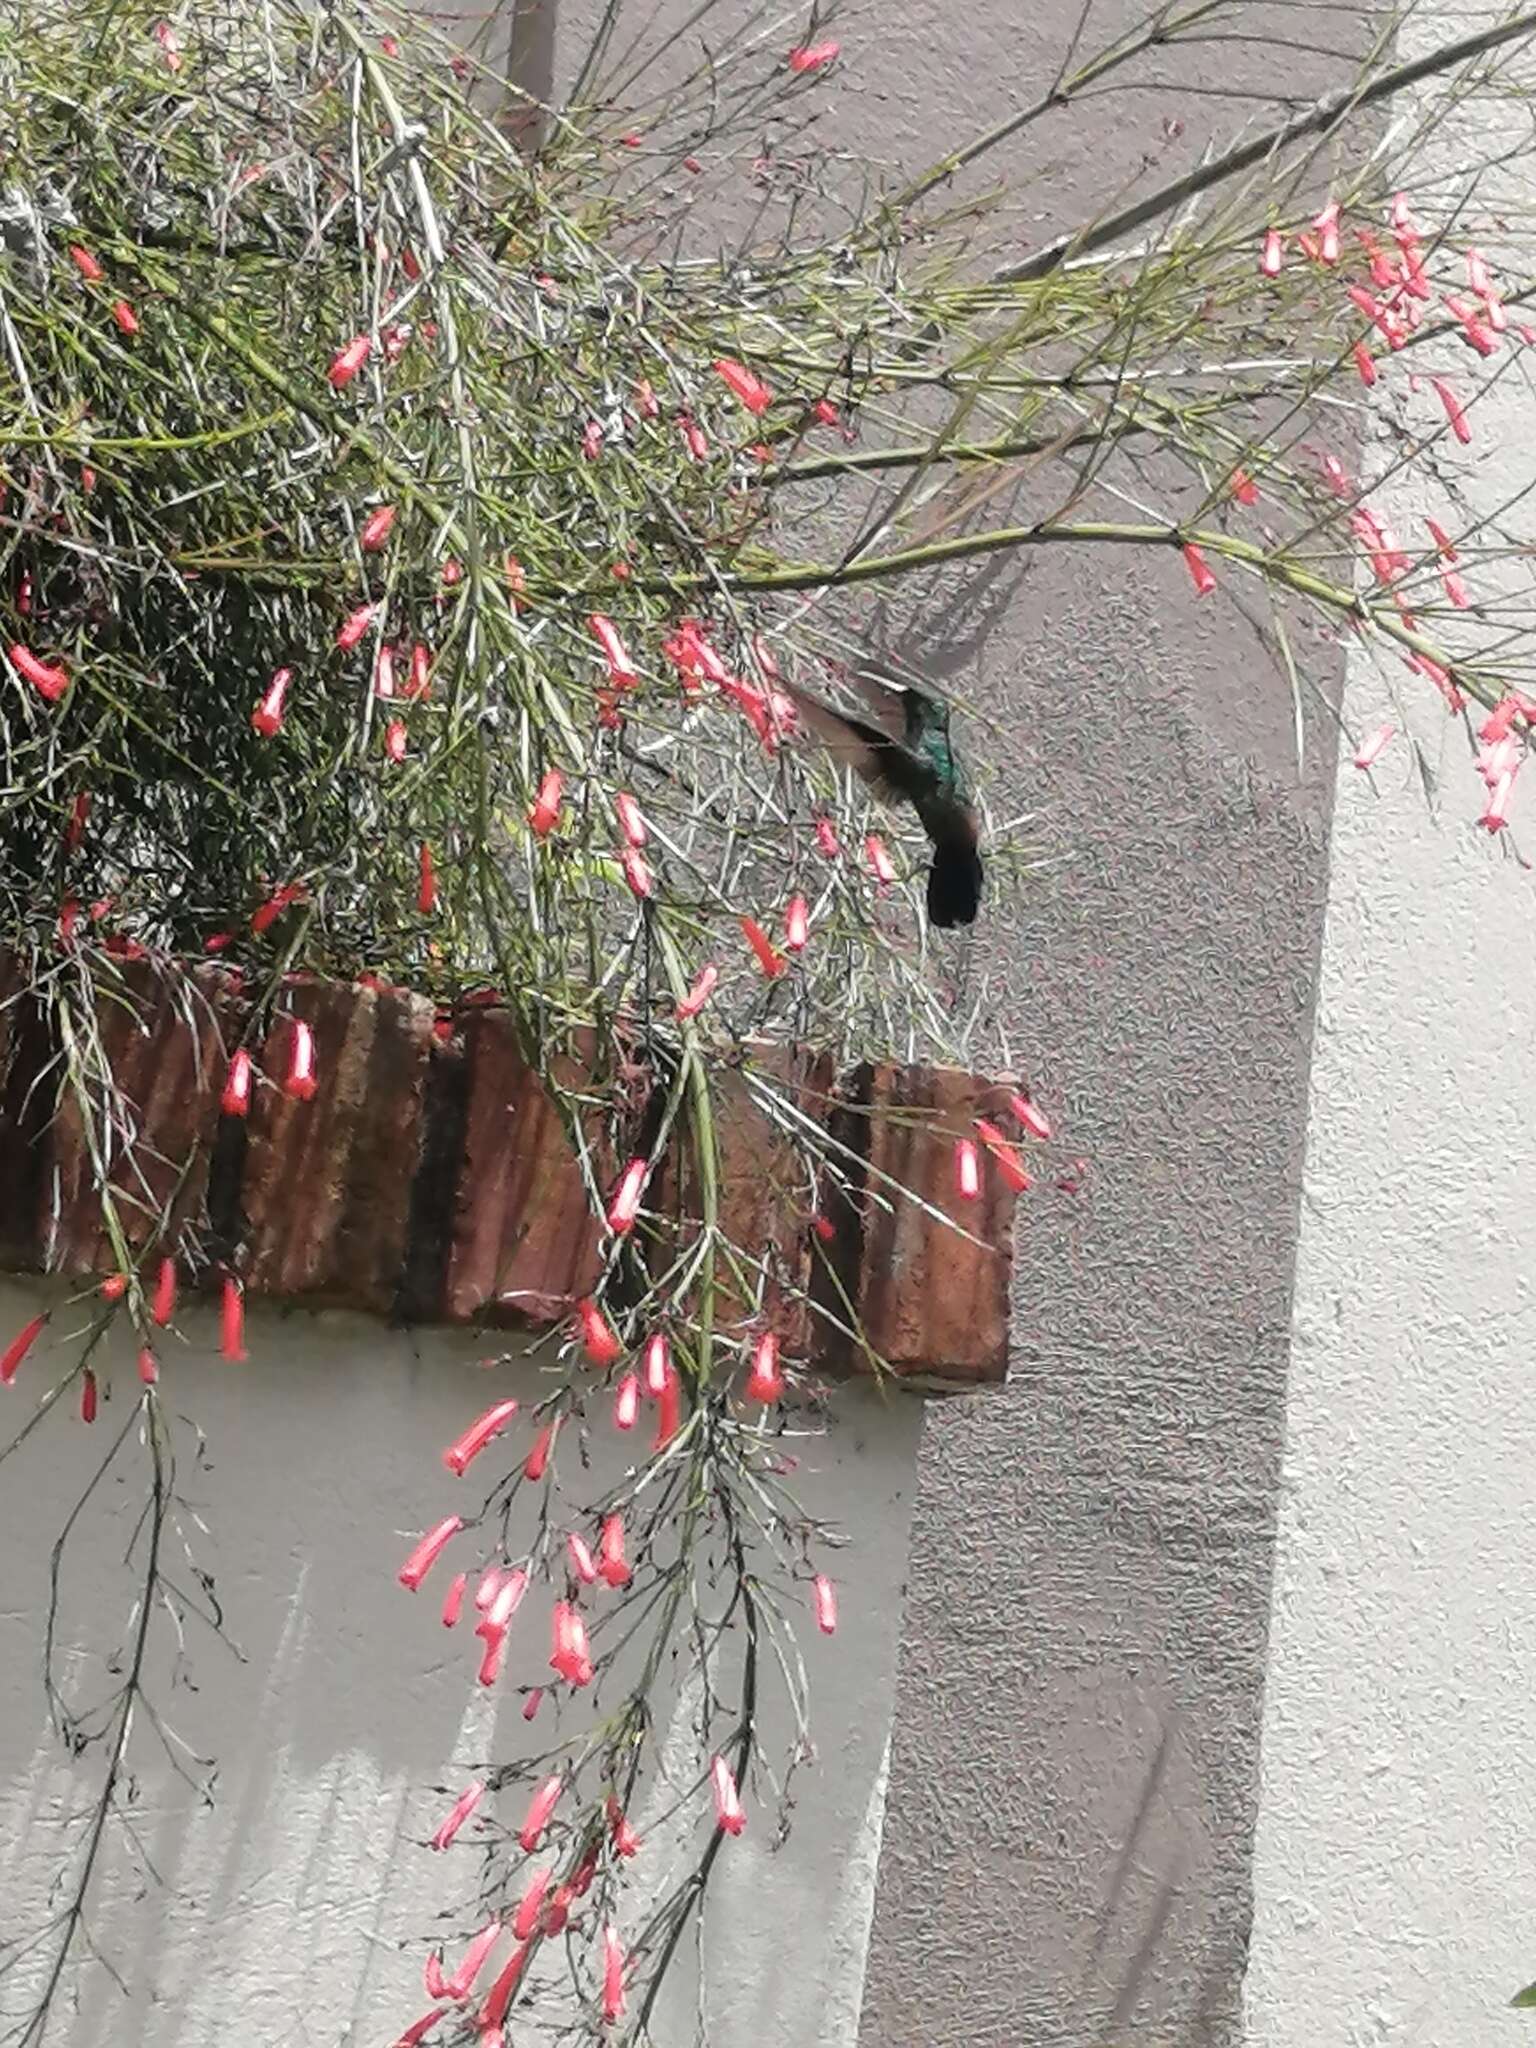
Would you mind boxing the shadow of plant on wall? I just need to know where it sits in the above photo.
[3,0,1536,2040]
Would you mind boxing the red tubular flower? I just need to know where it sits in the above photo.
[1311,201,1341,264]
[480,1943,533,2034]
[221,1276,247,1362]
[1182,542,1217,597]
[713,358,774,415]
[524,1421,556,1481]
[653,1369,682,1449]
[397,1515,464,1591]
[442,1397,519,1476]
[1228,469,1259,507]
[615,791,648,847]
[633,376,660,419]
[336,602,381,651]
[251,880,303,933]
[373,645,396,699]
[518,1776,562,1853]
[283,1018,318,1102]
[0,1313,45,1387]
[153,19,181,68]
[1430,377,1471,444]
[678,412,709,461]
[424,1955,448,2001]
[814,815,841,859]
[974,1118,1033,1192]
[1010,1090,1052,1140]
[218,1055,251,1127]
[152,1255,177,1328]
[812,398,841,427]
[408,644,432,698]
[328,334,372,388]
[588,613,637,686]
[601,1926,626,2024]
[1353,341,1377,388]
[1425,518,1458,562]
[1480,770,1515,833]
[813,1212,836,1243]
[1259,228,1284,277]
[360,505,396,552]
[527,768,564,837]
[813,1574,838,1635]
[676,963,718,1020]
[567,1532,597,1584]
[1441,564,1470,609]
[608,1795,641,1856]
[606,1157,648,1235]
[622,847,654,900]
[440,1571,467,1628]
[385,719,408,763]
[57,897,80,946]
[577,1298,622,1366]
[251,666,292,738]
[112,299,140,337]
[711,1754,746,1835]
[9,643,70,702]
[72,1366,92,1423]
[69,244,104,282]
[864,834,897,887]
[549,1601,593,1685]
[740,915,785,979]
[417,843,437,915]
[581,418,605,460]
[101,1272,127,1302]
[745,1330,783,1403]
[429,1779,485,1852]
[513,1867,551,1941]
[787,38,839,70]
[599,1513,631,1588]
[954,1137,982,1201]
[784,893,810,951]
[63,791,89,852]
[137,1346,158,1385]
[613,1372,640,1429]
[1353,724,1395,771]
[446,1921,501,2002]
[642,1332,670,1397]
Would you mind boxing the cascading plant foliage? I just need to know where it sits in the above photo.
[3,0,1536,2038]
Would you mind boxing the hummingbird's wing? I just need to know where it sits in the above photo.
[773,677,939,809]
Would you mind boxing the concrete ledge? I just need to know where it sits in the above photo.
[6,959,1019,1384]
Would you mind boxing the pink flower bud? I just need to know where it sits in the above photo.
[391,2009,448,2048]
[678,412,709,461]
[221,1048,252,1117]
[513,1866,552,1941]
[633,377,660,419]
[654,1369,682,1449]
[221,1276,247,1362]
[78,1369,97,1423]
[607,1157,649,1235]
[384,719,407,763]
[745,1330,783,1403]
[518,1776,562,1852]
[398,1517,464,1592]
[974,1118,1032,1192]
[588,613,636,686]
[622,847,654,899]
[713,358,774,415]
[814,815,842,859]
[599,1514,631,1588]
[424,1954,448,2001]
[612,1372,640,1429]
[864,834,897,886]
[711,1754,746,1834]
[337,602,381,651]
[577,1298,622,1366]
[787,38,839,71]
[643,1332,670,1397]
[581,418,605,460]
[1182,542,1216,596]
[446,1919,501,2001]
[328,335,372,388]
[137,1345,158,1385]
[608,1795,641,1856]
[524,1422,556,1481]
[8,643,70,702]
[69,244,104,282]
[1430,377,1471,444]
[549,1601,593,1685]
[527,768,563,837]
[152,1256,177,1328]
[567,1532,598,1584]
[614,792,649,848]
[1259,228,1284,277]
[250,666,292,738]
[676,963,718,1019]
[602,1925,627,2023]
[440,1571,467,1628]
[813,1574,838,1634]
[408,643,432,698]
[1480,770,1515,833]
[1009,1091,1051,1140]
[954,1137,981,1201]
[360,505,396,552]
[429,1778,484,1851]
[284,1018,318,1102]
[784,893,810,951]
[1353,724,1395,771]
[1228,469,1259,507]
[443,1398,519,1476]
[1311,201,1341,264]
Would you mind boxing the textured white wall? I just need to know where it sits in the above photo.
[1247,20,1536,2038]
[0,1289,920,2045]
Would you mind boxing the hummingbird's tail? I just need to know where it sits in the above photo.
[926,828,984,929]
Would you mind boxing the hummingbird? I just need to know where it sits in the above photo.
[775,669,984,928]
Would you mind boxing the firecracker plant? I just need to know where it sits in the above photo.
[4,0,1536,2040]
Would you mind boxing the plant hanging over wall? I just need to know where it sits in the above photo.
[3,0,1536,2038]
